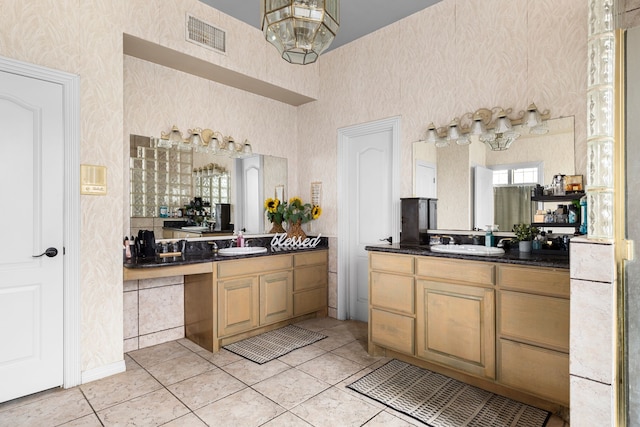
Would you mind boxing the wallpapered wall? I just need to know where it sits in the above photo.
[297,0,588,235]
[0,0,313,373]
[1,0,589,376]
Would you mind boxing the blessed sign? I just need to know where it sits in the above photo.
[270,233,322,248]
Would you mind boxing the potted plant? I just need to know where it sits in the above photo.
[264,197,286,233]
[512,223,540,252]
[282,197,322,239]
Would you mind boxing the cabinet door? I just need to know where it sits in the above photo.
[416,280,495,379]
[260,270,293,325]
[218,276,259,337]
[498,339,569,406]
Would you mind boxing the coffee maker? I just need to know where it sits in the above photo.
[214,203,231,231]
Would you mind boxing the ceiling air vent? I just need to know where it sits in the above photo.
[186,13,226,54]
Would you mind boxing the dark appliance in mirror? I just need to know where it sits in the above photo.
[401,198,437,245]
[214,203,232,231]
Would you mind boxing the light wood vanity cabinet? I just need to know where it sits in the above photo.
[368,251,570,409]
[496,265,570,406]
[369,253,415,355]
[185,250,328,352]
[217,254,293,337]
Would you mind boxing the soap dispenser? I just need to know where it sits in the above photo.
[485,225,494,247]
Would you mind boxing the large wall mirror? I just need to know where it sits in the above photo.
[412,116,576,231]
[129,135,287,235]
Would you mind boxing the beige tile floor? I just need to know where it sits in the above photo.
[0,318,568,426]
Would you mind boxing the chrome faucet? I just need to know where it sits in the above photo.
[440,235,456,245]
[497,238,513,248]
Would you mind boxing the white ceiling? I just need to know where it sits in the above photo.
[198,0,442,52]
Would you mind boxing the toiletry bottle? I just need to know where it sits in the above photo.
[485,226,494,247]
[568,204,578,224]
[237,231,244,248]
[579,195,588,234]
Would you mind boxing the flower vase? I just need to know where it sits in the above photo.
[269,221,286,234]
[287,220,306,240]
[519,240,532,253]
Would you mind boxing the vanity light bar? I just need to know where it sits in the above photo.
[157,125,253,157]
[425,104,550,151]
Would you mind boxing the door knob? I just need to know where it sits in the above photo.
[379,236,392,244]
[33,247,58,258]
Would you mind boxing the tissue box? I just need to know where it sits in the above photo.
[534,214,546,223]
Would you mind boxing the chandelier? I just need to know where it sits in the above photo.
[156,126,252,157]
[425,104,550,151]
[261,0,340,65]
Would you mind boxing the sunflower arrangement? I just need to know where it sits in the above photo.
[264,197,285,224]
[282,197,322,224]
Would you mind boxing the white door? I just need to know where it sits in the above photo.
[0,70,65,402]
[340,118,399,322]
[240,155,263,234]
[415,160,436,198]
[474,165,494,230]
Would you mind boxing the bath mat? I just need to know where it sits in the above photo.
[223,325,326,364]
[347,359,551,427]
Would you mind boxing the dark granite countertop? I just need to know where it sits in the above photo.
[365,244,570,269]
[125,236,328,269]
[162,226,233,235]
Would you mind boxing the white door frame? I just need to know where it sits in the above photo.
[337,116,401,320]
[0,55,81,389]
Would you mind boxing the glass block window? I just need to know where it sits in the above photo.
[130,136,192,217]
[194,163,230,205]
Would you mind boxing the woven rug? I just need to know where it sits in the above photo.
[223,325,326,364]
[347,359,550,427]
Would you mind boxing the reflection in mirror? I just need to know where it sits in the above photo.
[129,135,287,235]
[412,116,575,231]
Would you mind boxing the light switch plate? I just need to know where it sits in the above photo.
[80,164,107,195]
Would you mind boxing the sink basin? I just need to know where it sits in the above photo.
[429,244,505,256]
[218,247,268,256]
[181,226,210,232]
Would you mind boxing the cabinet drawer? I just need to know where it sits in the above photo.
[294,250,327,267]
[415,257,494,286]
[370,253,414,274]
[498,291,569,351]
[217,255,292,278]
[497,265,569,297]
[370,308,414,355]
[294,264,327,292]
[370,272,414,314]
[498,339,569,406]
[294,287,327,316]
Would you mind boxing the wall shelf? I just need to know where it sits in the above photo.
[531,192,584,231]
[531,192,585,202]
